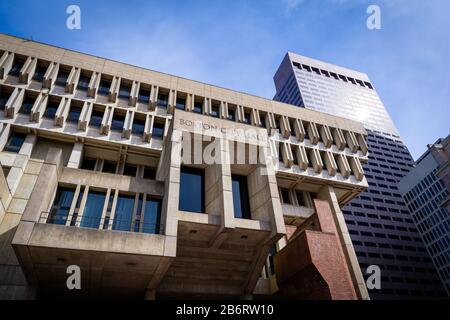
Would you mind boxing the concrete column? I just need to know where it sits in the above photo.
[54,97,71,126]
[43,62,59,89]
[67,142,83,169]
[19,56,37,85]
[332,128,346,151]
[306,122,320,145]
[0,51,14,79]
[293,118,305,142]
[87,72,101,98]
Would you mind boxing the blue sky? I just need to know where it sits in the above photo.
[0,0,448,160]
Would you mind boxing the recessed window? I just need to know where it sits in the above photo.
[179,166,205,213]
[176,97,186,110]
[4,132,26,153]
[193,101,203,114]
[280,188,291,204]
[98,78,111,95]
[259,115,266,128]
[231,175,251,219]
[291,146,298,165]
[80,190,106,229]
[0,89,11,110]
[44,99,60,119]
[33,64,47,81]
[9,56,25,76]
[55,68,70,86]
[81,158,96,170]
[77,74,90,91]
[142,198,162,234]
[118,83,131,100]
[227,107,236,121]
[113,193,135,231]
[102,160,117,174]
[210,105,220,118]
[48,187,75,225]
[138,87,150,103]
[67,105,82,123]
[143,166,156,180]
[152,121,165,138]
[89,108,104,127]
[19,95,35,115]
[157,92,168,108]
[111,111,125,132]
[243,111,251,124]
[123,164,137,177]
[132,115,146,135]
[296,191,305,206]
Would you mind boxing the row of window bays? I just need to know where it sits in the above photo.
[0,86,168,140]
[0,53,368,154]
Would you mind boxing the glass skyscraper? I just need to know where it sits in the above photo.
[273,52,446,299]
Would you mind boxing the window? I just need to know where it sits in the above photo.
[280,188,291,204]
[176,97,186,110]
[123,164,137,177]
[33,64,47,81]
[232,175,251,219]
[4,132,26,153]
[193,101,203,114]
[0,90,11,110]
[55,69,70,86]
[81,158,96,170]
[113,193,135,231]
[89,108,104,127]
[157,93,168,108]
[132,115,145,135]
[143,167,156,180]
[77,74,90,91]
[138,87,150,103]
[9,57,25,76]
[259,115,266,128]
[142,198,162,234]
[118,83,131,99]
[296,191,305,206]
[111,111,125,132]
[210,105,220,118]
[179,166,205,213]
[102,160,117,174]
[242,111,250,124]
[44,100,59,119]
[80,190,106,229]
[152,121,165,138]
[47,187,75,225]
[67,105,82,123]
[227,107,236,121]
[98,78,111,95]
[19,95,35,114]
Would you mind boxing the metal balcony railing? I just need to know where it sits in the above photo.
[39,211,164,235]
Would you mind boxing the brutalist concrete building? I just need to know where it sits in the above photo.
[0,34,371,299]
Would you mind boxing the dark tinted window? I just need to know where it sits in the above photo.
[77,74,90,91]
[19,96,35,114]
[232,175,251,219]
[81,158,96,170]
[280,188,291,204]
[33,65,47,81]
[193,101,202,114]
[4,132,26,153]
[67,106,82,123]
[138,88,150,103]
[112,194,135,231]
[132,116,145,135]
[157,93,168,108]
[152,121,165,138]
[98,79,111,95]
[102,161,117,174]
[176,97,186,110]
[143,167,156,179]
[142,198,162,234]
[44,100,59,119]
[55,69,70,86]
[47,187,75,225]
[123,164,137,177]
[179,166,204,213]
[89,109,103,127]
[118,84,131,99]
[210,105,220,118]
[111,112,125,131]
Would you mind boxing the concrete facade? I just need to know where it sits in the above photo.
[1,34,369,299]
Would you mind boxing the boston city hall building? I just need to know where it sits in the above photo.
[0,34,371,300]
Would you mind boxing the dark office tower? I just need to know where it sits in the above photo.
[273,52,446,299]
